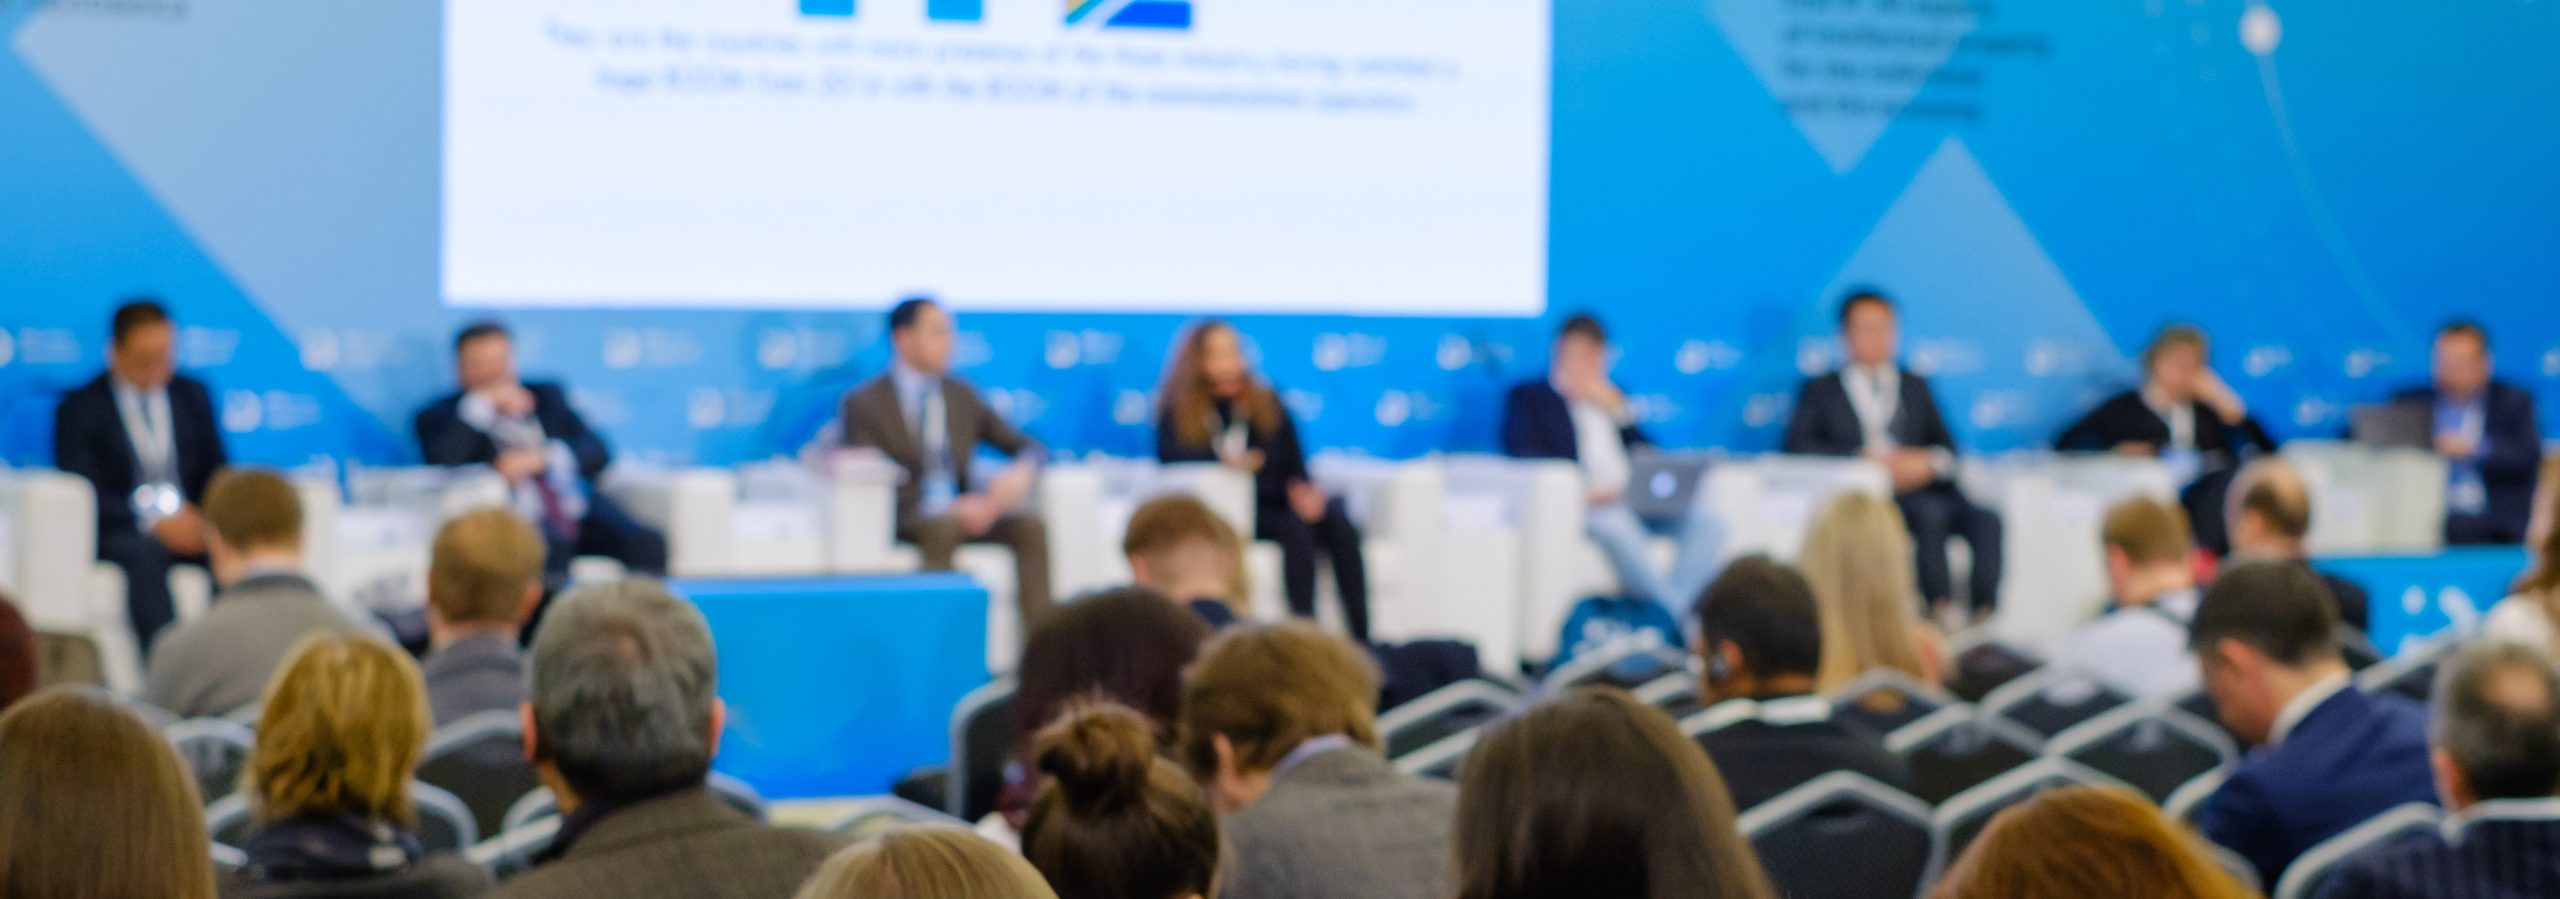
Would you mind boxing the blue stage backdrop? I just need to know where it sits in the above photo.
[3,1,2555,469]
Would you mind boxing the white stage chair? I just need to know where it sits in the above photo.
[2285,441,2447,554]
[0,467,137,691]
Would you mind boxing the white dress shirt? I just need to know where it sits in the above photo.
[1561,379,1632,494]
[2061,587,2202,700]
[1844,364,1901,451]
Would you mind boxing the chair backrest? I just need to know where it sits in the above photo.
[2356,637,2453,704]
[1540,643,1687,695]
[1885,706,2042,806]
[1394,726,1485,782]
[1740,772,1933,899]
[168,718,257,805]
[2271,803,2445,899]
[946,677,1016,821]
[416,711,537,841]
[1980,667,2128,742]
[2044,703,2237,803]
[206,793,255,850]
[824,795,972,839]
[467,816,560,883]
[1942,631,2044,703]
[1378,679,1524,761]
[1830,668,1956,737]
[1924,759,2130,895]
[1634,672,1707,721]
[2163,769,2228,825]
[411,781,480,854]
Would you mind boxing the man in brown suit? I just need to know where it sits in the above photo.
[493,579,847,899]
[841,297,1053,624]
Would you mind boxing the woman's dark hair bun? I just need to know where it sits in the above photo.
[1031,699,1158,813]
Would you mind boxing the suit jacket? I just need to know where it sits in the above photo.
[2390,382,2543,541]
[2054,389,2276,463]
[840,374,1041,525]
[1220,746,1459,899]
[493,788,848,899]
[2314,804,2560,899]
[1783,367,1959,460]
[1499,379,1650,463]
[144,572,371,718]
[414,383,612,484]
[1696,706,1914,812]
[1155,394,1310,508]
[421,633,525,728]
[52,373,227,541]
[2197,686,2437,887]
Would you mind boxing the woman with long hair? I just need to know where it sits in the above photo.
[1933,786,2256,899]
[1798,492,1945,690]
[1155,319,1370,641]
[1451,687,1776,899]
[0,686,220,899]
[2483,456,2560,655]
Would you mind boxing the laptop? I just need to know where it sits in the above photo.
[1624,452,1715,521]
[2349,402,2433,451]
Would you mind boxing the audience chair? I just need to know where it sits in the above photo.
[1922,758,2129,895]
[2356,637,2455,704]
[1739,771,1933,899]
[2271,803,2445,899]
[1980,666,2129,742]
[1394,726,1483,782]
[2164,769,2228,825]
[210,841,246,874]
[1538,643,1687,695]
[167,717,256,807]
[1941,630,2043,703]
[467,817,560,883]
[1886,705,2043,806]
[2044,703,2236,803]
[944,676,1015,821]
[1830,668,1958,737]
[418,710,541,840]
[1633,671,1707,721]
[1378,679,1524,761]
[206,782,476,854]
[823,795,971,840]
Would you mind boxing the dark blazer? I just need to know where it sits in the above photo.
[1783,368,1959,459]
[1219,747,1460,899]
[492,788,848,899]
[51,373,227,540]
[414,383,611,483]
[1499,379,1650,463]
[2315,811,2560,899]
[2055,389,2276,462]
[1697,712,1914,812]
[2390,382,2543,542]
[1156,394,1310,508]
[2197,686,2437,887]
[840,374,1041,524]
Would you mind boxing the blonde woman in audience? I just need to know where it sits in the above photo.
[2483,456,2560,654]
[794,826,1057,899]
[0,686,220,899]
[1021,701,1222,899]
[224,633,491,898]
[1797,492,1945,690]
[1932,786,2255,899]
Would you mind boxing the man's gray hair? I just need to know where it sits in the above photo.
[528,578,720,801]
[2432,640,2560,802]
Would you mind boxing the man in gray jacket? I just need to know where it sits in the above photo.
[144,468,369,718]
[1179,620,1457,899]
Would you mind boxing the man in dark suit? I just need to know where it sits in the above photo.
[413,322,666,586]
[2318,641,2560,899]
[2385,321,2543,545]
[840,297,1051,625]
[51,299,228,649]
[2190,562,2436,887]
[1691,556,1911,811]
[495,579,847,899]
[1783,289,2004,616]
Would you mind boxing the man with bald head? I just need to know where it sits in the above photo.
[2317,641,2560,898]
[2226,458,2370,633]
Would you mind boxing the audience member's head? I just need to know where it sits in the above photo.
[2434,319,2493,399]
[1453,688,1776,899]
[1178,620,1381,811]
[202,467,306,586]
[2101,497,2195,606]
[1123,495,1248,617]
[2428,641,2560,810]
[0,686,217,899]
[2226,458,2313,560]
[1798,493,1929,689]
[1552,312,1611,384]
[108,297,177,391]
[888,296,953,377]
[1015,587,1211,759]
[1931,785,2253,899]
[1160,318,1280,446]
[1693,556,1824,704]
[793,825,1059,899]
[2141,324,2211,401]
[452,319,516,391]
[1836,288,1898,368]
[1020,702,1221,899]
[526,579,723,811]
[250,633,432,826]
[427,507,547,644]
[2189,561,2347,745]
[0,594,37,714]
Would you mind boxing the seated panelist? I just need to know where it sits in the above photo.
[2055,324,2276,554]
[2384,320,2542,546]
[413,321,667,586]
